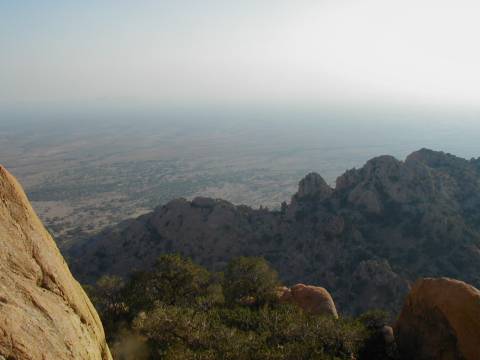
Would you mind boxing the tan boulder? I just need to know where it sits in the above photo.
[0,166,112,360]
[279,284,338,318]
[395,277,480,360]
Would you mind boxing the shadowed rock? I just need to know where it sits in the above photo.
[395,277,480,360]
[295,172,333,200]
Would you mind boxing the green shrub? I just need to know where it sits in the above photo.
[223,257,280,307]
[85,275,127,336]
[133,303,368,360]
[86,255,396,359]
[123,254,223,314]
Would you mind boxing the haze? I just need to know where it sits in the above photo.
[2,0,480,112]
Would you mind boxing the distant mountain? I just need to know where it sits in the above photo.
[70,149,480,315]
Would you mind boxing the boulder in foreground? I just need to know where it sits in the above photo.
[395,277,480,360]
[0,166,112,360]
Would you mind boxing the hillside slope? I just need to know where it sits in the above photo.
[70,149,480,314]
[0,166,111,360]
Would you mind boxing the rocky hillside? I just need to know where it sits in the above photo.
[70,149,480,315]
[0,166,111,360]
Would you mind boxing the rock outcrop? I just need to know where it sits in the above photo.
[71,149,480,315]
[295,172,333,200]
[349,260,410,315]
[279,284,338,318]
[0,166,111,360]
[395,277,480,360]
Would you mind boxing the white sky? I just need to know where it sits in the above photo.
[1,0,480,111]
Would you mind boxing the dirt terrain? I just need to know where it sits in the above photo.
[1,113,478,247]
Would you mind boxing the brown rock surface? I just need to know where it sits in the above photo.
[395,277,480,360]
[279,284,338,318]
[0,166,111,360]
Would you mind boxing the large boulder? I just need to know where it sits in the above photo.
[0,166,112,360]
[279,284,338,318]
[395,277,480,360]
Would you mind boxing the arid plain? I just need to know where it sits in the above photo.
[2,111,478,246]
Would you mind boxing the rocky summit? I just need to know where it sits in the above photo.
[70,149,480,315]
[0,166,111,360]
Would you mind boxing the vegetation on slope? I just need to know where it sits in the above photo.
[73,149,480,315]
[85,254,398,359]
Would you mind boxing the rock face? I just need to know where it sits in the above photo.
[395,278,480,360]
[348,260,410,314]
[71,149,480,315]
[295,172,333,200]
[279,284,338,318]
[0,166,111,360]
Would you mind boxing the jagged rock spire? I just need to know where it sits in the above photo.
[296,172,333,200]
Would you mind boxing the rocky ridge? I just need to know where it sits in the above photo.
[71,149,480,315]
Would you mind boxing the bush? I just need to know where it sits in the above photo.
[86,255,396,359]
[132,305,260,360]
[357,310,399,360]
[85,275,127,336]
[133,303,368,360]
[223,257,280,307]
[123,254,223,314]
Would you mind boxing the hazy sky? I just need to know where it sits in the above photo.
[1,0,480,112]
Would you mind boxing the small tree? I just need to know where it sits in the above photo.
[357,310,399,360]
[86,275,126,336]
[124,254,223,314]
[223,257,280,307]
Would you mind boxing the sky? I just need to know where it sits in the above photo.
[1,0,480,114]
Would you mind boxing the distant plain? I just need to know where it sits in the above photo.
[2,107,479,246]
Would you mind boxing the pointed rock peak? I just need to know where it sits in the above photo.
[0,165,112,360]
[407,147,470,166]
[162,197,189,209]
[191,196,217,209]
[406,148,443,164]
[364,155,401,169]
[296,172,333,199]
[336,156,402,192]
[359,155,404,182]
